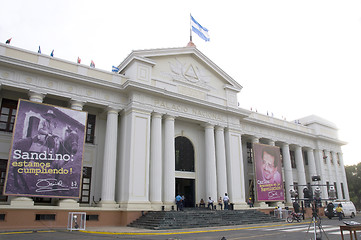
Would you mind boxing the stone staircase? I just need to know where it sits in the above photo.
[128,208,283,230]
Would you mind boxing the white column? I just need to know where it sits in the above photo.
[149,112,162,208]
[331,151,342,200]
[99,108,119,207]
[163,115,175,208]
[224,129,246,209]
[314,149,328,199]
[282,143,293,205]
[58,100,85,208]
[338,153,350,200]
[204,124,218,202]
[307,148,317,193]
[294,145,307,195]
[215,126,228,201]
[324,150,334,198]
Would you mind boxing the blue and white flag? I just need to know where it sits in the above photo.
[191,15,210,42]
[112,66,119,72]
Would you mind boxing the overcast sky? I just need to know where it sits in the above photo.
[1,0,360,166]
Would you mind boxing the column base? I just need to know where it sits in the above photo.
[58,199,79,208]
[254,202,269,208]
[118,201,153,211]
[10,197,34,207]
[98,200,119,209]
[150,201,164,211]
[233,202,249,210]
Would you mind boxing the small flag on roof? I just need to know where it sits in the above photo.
[112,66,119,72]
[5,38,12,44]
[38,46,41,54]
[190,15,210,42]
[90,60,95,68]
[50,50,54,57]
[77,57,81,64]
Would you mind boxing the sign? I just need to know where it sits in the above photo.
[254,143,284,201]
[3,100,87,198]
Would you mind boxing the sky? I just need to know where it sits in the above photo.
[1,0,360,166]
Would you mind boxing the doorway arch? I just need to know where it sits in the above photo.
[175,136,195,207]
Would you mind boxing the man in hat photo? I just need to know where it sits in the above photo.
[36,109,58,152]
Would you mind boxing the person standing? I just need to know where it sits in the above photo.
[336,204,343,221]
[175,194,182,211]
[218,197,223,210]
[207,197,214,210]
[223,193,229,210]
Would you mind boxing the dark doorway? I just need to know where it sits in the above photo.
[175,178,195,208]
[175,136,194,172]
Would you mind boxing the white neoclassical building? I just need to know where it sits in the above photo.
[0,42,349,229]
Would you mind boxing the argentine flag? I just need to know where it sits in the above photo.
[191,15,210,42]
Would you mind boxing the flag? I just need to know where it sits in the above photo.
[112,66,119,72]
[77,57,81,64]
[5,38,12,44]
[38,46,41,54]
[191,15,210,42]
[90,60,95,68]
[50,50,54,57]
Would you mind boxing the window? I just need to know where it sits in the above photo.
[323,150,327,164]
[341,183,345,199]
[337,154,341,165]
[0,159,8,202]
[175,136,194,172]
[290,150,296,168]
[330,153,333,165]
[35,214,55,221]
[0,98,18,132]
[79,167,92,204]
[280,148,284,167]
[334,182,338,199]
[86,114,96,144]
[247,142,253,164]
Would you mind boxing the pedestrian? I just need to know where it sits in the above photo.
[336,204,343,221]
[218,197,223,210]
[248,198,253,208]
[207,197,214,210]
[223,193,230,210]
[175,194,182,211]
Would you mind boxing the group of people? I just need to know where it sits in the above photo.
[199,193,230,210]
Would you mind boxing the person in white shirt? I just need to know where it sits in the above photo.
[223,193,230,210]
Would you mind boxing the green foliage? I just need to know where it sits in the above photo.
[345,162,361,210]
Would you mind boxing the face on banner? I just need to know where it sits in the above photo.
[3,100,87,198]
[254,143,284,202]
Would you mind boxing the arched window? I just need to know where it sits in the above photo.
[175,136,194,172]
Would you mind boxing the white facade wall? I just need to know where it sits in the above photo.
[0,43,350,213]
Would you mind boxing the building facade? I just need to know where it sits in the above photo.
[0,43,349,229]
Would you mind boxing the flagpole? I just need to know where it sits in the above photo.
[190,13,192,42]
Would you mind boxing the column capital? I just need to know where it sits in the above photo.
[106,107,121,114]
[215,125,225,131]
[70,99,85,110]
[164,114,175,121]
[151,112,163,118]
[28,90,44,103]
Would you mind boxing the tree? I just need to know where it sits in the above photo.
[345,162,361,210]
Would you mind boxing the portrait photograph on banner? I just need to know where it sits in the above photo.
[253,143,285,202]
[3,99,87,198]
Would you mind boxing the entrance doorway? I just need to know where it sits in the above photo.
[175,178,195,208]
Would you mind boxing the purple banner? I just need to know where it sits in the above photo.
[4,100,87,198]
[254,143,284,202]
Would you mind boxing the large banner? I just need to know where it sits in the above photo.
[3,100,87,198]
[254,143,284,202]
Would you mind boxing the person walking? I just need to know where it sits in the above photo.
[336,204,343,221]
